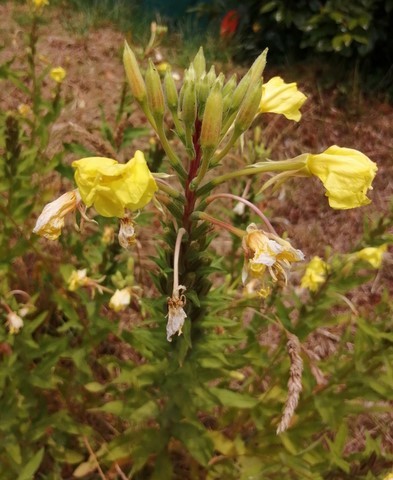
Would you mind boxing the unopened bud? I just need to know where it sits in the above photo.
[164,69,179,110]
[193,47,206,80]
[222,73,237,98]
[196,77,210,118]
[123,41,146,102]
[200,83,223,149]
[231,70,251,110]
[181,79,197,129]
[235,80,263,133]
[206,65,216,87]
[216,72,225,89]
[248,49,268,88]
[145,60,165,118]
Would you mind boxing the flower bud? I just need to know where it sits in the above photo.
[200,83,223,150]
[181,79,197,129]
[164,69,179,110]
[145,60,165,119]
[231,70,251,110]
[222,73,237,98]
[123,41,147,102]
[248,49,268,88]
[193,47,206,80]
[206,65,216,87]
[196,76,210,118]
[235,80,263,133]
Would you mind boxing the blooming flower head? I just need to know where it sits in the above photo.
[305,146,377,209]
[72,151,157,218]
[242,223,304,297]
[118,216,136,249]
[166,286,187,342]
[109,288,131,312]
[6,312,24,334]
[354,244,387,269]
[31,0,49,10]
[301,256,328,292]
[33,190,80,240]
[259,77,307,122]
[50,67,66,83]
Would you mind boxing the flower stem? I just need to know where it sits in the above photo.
[197,158,307,197]
[193,211,245,238]
[173,228,187,294]
[206,193,277,234]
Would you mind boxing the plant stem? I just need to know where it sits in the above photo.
[193,212,245,238]
[173,228,186,294]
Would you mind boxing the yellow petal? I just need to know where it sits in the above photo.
[306,146,377,209]
[301,256,328,292]
[72,152,157,217]
[355,245,387,268]
[259,76,307,121]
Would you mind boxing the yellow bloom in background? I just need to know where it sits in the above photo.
[18,103,32,117]
[31,0,49,10]
[50,67,66,83]
[306,145,377,209]
[242,223,304,296]
[301,256,328,292]
[109,288,131,312]
[355,244,387,268]
[72,151,157,217]
[33,190,79,240]
[259,76,307,121]
[382,473,393,480]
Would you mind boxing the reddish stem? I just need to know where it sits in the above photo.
[182,118,202,231]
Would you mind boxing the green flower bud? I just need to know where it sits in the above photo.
[196,76,210,119]
[206,65,216,87]
[231,70,251,110]
[222,73,237,98]
[123,41,146,102]
[235,80,262,133]
[181,79,197,129]
[248,49,268,88]
[200,83,223,150]
[145,60,165,118]
[164,69,179,111]
[193,47,206,80]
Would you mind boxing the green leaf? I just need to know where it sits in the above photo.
[209,387,258,409]
[16,448,44,480]
[172,422,214,466]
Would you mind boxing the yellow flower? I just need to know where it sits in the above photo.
[109,288,131,312]
[306,145,377,209]
[68,269,89,291]
[354,244,387,268]
[33,190,80,240]
[72,151,157,217]
[242,223,304,296]
[383,473,393,480]
[301,256,328,292]
[18,103,32,117]
[6,312,24,334]
[32,0,49,9]
[259,76,307,121]
[50,67,66,83]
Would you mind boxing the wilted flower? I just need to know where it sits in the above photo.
[50,67,66,83]
[354,244,387,269]
[33,190,80,240]
[301,256,328,292]
[72,151,157,218]
[259,76,307,121]
[166,286,187,342]
[242,223,304,296]
[305,146,377,209]
[6,312,24,334]
[109,288,131,312]
[118,216,137,249]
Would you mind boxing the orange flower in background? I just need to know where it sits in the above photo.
[220,10,240,38]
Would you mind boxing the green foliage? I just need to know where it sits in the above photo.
[0,6,392,480]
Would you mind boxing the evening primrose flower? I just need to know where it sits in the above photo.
[259,76,307,121]
[354,244,387,268]
[31,0,49,9]
[242,223,304,296]
[50,67,66,83]
[305,146,377,209]
[109,288,131,312]
[301,256,328,292]
[33,190,80,240]
[72,151,157,218]
[68,269,89,291]
[166,286,187,342]
[6,312,24,334]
